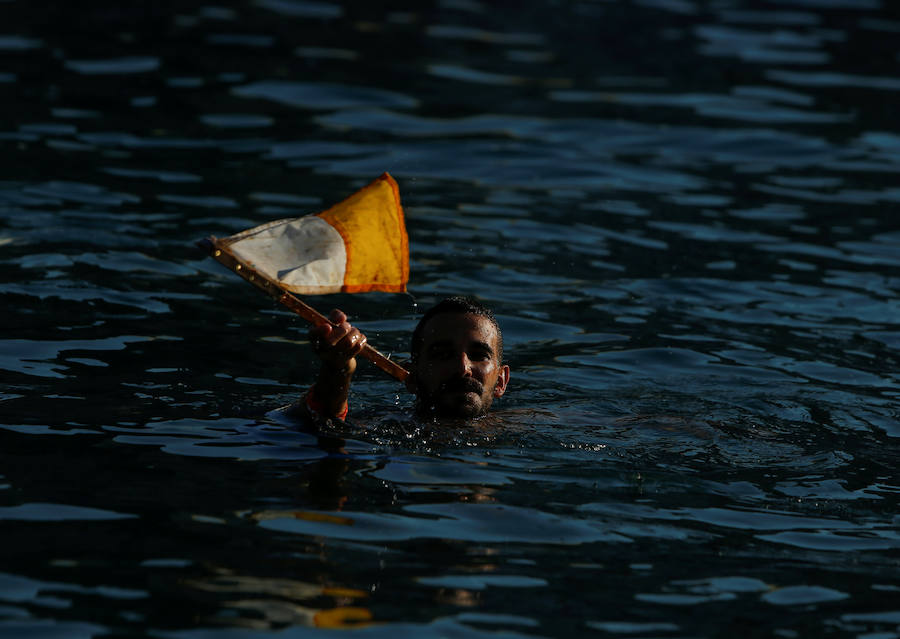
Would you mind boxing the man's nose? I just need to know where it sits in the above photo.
[454,353,472,376]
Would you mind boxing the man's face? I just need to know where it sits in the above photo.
[409,312,510,419]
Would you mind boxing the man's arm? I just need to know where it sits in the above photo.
[304,309,368,420]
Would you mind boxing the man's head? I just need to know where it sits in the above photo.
[406,297,510,419]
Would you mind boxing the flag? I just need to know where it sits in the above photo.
[200,172,410,380]
[214,173,408,295]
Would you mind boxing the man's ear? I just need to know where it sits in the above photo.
[492,365,510,398]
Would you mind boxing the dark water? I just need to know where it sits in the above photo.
[2,0,899,636]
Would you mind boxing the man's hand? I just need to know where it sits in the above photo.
[305,309,367,420]
[310,309,368,375]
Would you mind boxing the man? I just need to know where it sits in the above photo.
[302,297,510,422]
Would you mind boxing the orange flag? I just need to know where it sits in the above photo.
[200,173,410,381]
[220,173,408,294]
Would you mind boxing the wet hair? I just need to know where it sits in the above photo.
[410,297,503,363]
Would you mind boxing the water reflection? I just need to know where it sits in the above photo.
[180,569,372,630]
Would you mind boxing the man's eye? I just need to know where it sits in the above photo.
[470,350,491,361]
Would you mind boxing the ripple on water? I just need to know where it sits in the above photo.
[761,585,849,605]
[0,503,137,521]
[426,24,545,46]
[256,0,343,19]
[101,167,203,183]
[257,502,630,544]
[369,456,512,486]
[694,23,833,65]
[22,181,139,206]
[199,113,274,128]
[107,419,328,461]
[0,336,155,379]
[766,70,900,91]
[205,34,276,48]
[552,90,845,124]
[64,57,160,75]
[417,575,547,590]
[232,81,418,110]
[0,36,43,50]
[727,202,807,221]
[718,9,821,26]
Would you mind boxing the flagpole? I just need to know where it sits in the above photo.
[198,237,409,382]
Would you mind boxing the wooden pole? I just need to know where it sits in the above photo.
[198,236,409,382]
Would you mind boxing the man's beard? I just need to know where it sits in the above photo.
[417,377,490,419]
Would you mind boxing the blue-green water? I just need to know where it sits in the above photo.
[1,0,899,637]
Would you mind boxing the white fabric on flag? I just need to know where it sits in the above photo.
[227,216,347,294]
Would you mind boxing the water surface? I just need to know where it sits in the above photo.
[1,0,899,637]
